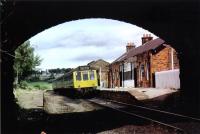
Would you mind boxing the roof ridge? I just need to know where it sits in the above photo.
[111,38,165,64]
[111,52,127,64]
[133,37,161,50]
[126,38,165,58]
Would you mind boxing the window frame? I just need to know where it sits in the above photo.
[89,70,95,80]
[76,71,82,81]
[82,71,89,81]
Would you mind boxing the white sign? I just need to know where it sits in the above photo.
[124,80,135,87]
[124,62,131,72]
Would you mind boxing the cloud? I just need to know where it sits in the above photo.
[30,18,158,69]
[71,55,101,62]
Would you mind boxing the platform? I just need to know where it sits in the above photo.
[98,87,178,101]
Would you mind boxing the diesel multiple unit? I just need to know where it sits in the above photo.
[52,66,98,93]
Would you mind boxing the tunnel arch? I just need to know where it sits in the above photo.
[2,1,200,133]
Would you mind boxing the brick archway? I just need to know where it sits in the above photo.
[2,1,200,133]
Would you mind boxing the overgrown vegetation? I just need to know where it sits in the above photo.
[16,81,52,90]
[28,81,52,90]
[13,40,42,85]
[18,81,29,89]
[12,40,73,91]
[48,68,72,74]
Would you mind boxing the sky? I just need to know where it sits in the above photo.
[30,18,158,70]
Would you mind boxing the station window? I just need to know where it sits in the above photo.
[82,71,88,81]
[124,71,131,80]
[90,71,95,80]
[76,71,81,81]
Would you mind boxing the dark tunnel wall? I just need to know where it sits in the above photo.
[1,1,200,133]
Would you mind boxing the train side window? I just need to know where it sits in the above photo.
[82,71,88,81]
[90,71,95,80]
[76,71,81,81]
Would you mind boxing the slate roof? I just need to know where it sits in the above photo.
[112,53,127,63]
[112,38,165,64]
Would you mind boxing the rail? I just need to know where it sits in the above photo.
[87,98,186,134]
[108,99,200,122]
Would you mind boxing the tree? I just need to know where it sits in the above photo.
[48,68,72,74]
[13,40,42,84]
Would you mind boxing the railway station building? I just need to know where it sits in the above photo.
[109,34,180,89]
[87,59,110,88]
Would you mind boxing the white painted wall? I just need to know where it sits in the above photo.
[155,69,180,89]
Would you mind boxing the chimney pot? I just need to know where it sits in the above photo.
[126,42,135,52]
[142,33,153,45]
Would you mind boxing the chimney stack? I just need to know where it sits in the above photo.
[142,34,153,45]
[126,42,135,52]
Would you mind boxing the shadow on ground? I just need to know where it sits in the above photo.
[16,106,148,134]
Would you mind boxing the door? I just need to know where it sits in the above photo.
[134,68,137,87]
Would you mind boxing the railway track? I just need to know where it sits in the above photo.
[87,98,200,134]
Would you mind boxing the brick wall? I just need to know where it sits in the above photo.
[173,50,180,69]
[136,52,150,87]
[151,45,179,73]
[101,71,109,87]
[88,59,110,87]
[109,63,121,88]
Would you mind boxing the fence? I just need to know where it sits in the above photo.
[155,69,180,89]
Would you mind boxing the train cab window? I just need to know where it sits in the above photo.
[90,71,95,80]
[76,71,81,81]
[82,71,88,81]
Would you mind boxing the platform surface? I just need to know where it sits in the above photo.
[98,87,178,100]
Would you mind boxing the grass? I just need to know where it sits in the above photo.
[13,81,52,109]
[16,80,53,90]
[27,81,52,90]
[14,88,44,109]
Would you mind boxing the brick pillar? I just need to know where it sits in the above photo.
[149,52,154,87]
[2,49,18,133]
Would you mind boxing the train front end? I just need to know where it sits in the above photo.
[73,68,98,91]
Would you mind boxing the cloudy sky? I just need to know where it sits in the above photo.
[30,18,158,70]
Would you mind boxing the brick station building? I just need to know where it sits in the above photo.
[88,59,110,88]
[109,34,180,89]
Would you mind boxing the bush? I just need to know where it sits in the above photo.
[19,81,28,89]
[47,79,55,83]
[33,84,48,90]
[40,85,49,90]
[29,77,40,82]
[34,84,41,89]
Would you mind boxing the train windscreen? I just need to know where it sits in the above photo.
[76,71,81,81]
[82,71,89,81]
[90,71,95,80]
